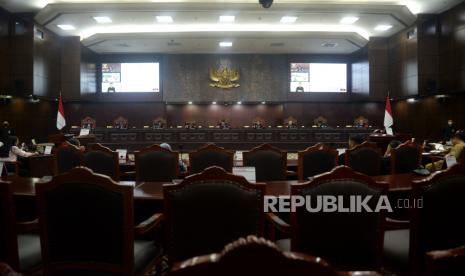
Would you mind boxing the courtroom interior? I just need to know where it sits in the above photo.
[1,0,465,275]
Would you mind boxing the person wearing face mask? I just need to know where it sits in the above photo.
[443,119,456,142]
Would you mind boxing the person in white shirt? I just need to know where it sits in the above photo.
[0,136,37,163]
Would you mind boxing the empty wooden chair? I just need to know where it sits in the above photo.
[135,144,179,182]
[36,167,162,275]
[163,166,266,263]
[243,144,287,181]
[425,245,465,276]
[83,143,120,180]
[297,143,338,180]
[384,163,465,275]
[170,236,340,276]
[189,144,234,174]
[0,181,41,274]
[55,142,82,174]
[390,141,422,174]
[271,166,388,271]
[345,142,382,176]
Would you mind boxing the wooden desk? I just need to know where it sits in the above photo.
[5,173,428,200]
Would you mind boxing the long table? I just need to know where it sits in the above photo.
[70,127,375,151]
[6,173,427,200]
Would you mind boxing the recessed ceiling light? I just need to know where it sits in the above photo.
[407,98,416,103]
[237,101,242,105]
[219,41,233,47]
[156,16,173,23]
[374,24,393,31]
[212,101,217,105]
[219,15,235,23]
[340,16,359,24]
[280,16,298,23]
[57,24,75,30]
[93,16,112,23]
[188,101,193,105]
[261,101,266,104]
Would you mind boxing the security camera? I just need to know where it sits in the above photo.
[259,0,273,8]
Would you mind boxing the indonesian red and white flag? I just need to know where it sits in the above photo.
[384,95,393,134]
[56,94,66,130]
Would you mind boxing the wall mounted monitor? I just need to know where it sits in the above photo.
[290,63,347,93]
[101,62,160,93]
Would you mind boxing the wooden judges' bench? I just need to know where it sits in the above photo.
[69,127,375,151]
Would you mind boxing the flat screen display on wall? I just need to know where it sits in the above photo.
[101,63,160,93]
[290,63,347,93]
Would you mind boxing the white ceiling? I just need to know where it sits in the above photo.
[2,0,462,54]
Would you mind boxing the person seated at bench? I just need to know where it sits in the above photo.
[426,131,465,171]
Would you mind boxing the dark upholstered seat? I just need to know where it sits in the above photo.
[83,144,120,180]
[281,166,388,271]
[345,142,382,176]
[384,164,465,275]
[0,181,41,273]
[425,245,465,276]
[36,167,161,275]
[135,144,179,182]
[298,144,338,180]
[163,166,266,263]
[55,143,82,174]
[189,144,234,174]
[390,141,422,174]
[243,144,286,181]
[170,236,343,276]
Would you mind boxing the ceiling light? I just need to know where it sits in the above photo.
[212,101,217,105]
[374,24,393,31]
[280,16,298,23]
[407,98,416,103]
[261,101,266,104]
[219,41,233,47]
[219,15,235,23]
[237,101,242,105]
[93,16,112,23]
[57,24,75,31]
[188,101,193,105]
[156,16,173,23]
[340,16,359,24]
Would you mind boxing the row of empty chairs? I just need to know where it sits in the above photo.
[2,164,465,275]
[43,140,426,182]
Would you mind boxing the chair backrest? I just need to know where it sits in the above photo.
[83,143,120,181]
[29,155,57,177]
[189,144,234,174]
[135,144,180,182]
[170,236,340,276]
[298,143,338,180]
[0,181,20,270]
[36,167,134,275]
[55,142,82,174]
[390,141,422,174]
[410,164,465,274]
[291,166,388,270]
[425,245,465,276]
[345,142,382,176]
[243,144,287,181]
[163,166,265,263]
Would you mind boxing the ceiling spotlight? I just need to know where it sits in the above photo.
[259,0,273,8]
[93,16,112,23]
[219,41,233,47]
[212,101,217,105]
[261,101,266,104]
[57,24,75,30]
[340,16,359,24]
[219,15,235,23]
[188,101,193,105]
[156,16,173,23]
[407,98,416,103]
[237,101,242,105]
[374,24,393,31]
[280,16,298,23]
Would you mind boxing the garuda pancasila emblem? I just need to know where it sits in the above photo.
[209,67,240,89]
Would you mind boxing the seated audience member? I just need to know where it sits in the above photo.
[0,136,37,175]
[443,119,457,142]
[381,140,402,174]
[338,134,365,164]
[66,137,86,151]
[160,143,188,173]
[427,131,465,171]
[2,121,15,136]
